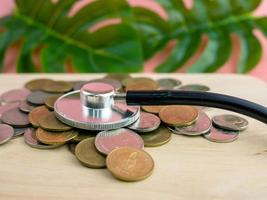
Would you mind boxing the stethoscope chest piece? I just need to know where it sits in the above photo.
[54,82,140,130]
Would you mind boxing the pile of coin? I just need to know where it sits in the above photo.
[0,74,249,182]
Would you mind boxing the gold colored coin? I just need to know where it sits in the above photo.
[104,73,131,82]
[142,105,165,114]
[106,147,154,182]
[122,77,154,87]
[141,126,172,147]
[38,112,72,132]
[36,128,78,145]
[42,81,73,93]
[126,79,159,91]
[75,138,106,168]
[24,79,53,91]
[159,105,198,127]
[28,106,50,128]
[45,95,61,110]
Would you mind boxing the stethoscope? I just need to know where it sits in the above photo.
[54,82,267,130]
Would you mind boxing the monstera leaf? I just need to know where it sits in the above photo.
[0,0,266,73]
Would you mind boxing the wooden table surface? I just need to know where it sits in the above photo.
[1,74,267,200]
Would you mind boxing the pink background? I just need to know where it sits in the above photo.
[0,0,267,81]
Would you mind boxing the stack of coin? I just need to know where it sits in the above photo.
[0,74,249,182]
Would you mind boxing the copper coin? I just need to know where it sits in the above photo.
[203,127,239,143]
[106,147,154,182]
[75,138,106,168]
[19,101,36,113]
[157,78,182,89]
[177,84,210,92]
[173,110,211,136]
[1,108,30,127]
[27,91,59,105]
[38,112,72,132]
[126,79,159,91]
[24,128,62,149]
[0,124,14,144]
[24,79,53,91]
[0,102,20,119]
[42,81,73,93]
[141,126,172,147]
[0,88,31,103]
[13,127,29,138]
[95,128,144,155]
[45,95,61,110]
[212,114,248,131]
[104,73,131,82]
[28,106,50,128]
[142,105,165,114]
[36,128,78,145]
[159,105,198,127]
[128,112,161,133]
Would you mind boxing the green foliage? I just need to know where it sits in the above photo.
[0,0,266,73]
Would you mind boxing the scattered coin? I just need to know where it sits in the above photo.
[36,128,78,145]
[38,112,72,132]
[19,100,36,113]
[28,106,50,128]
[95,128,144,155]
[106,147,154,182]
[157,78,182,90]
[141,126,172,147]
[0,102,20,119]
[141,105,165,114]
[45,95,61,110]
[1,108,30,127]
[0,88,31,103]
[13,127,29,138]
[0,124,14,145]
[42,81,73,93]
[172,111,212,136]
[128,112,161,133]
[203,127,239,143]
[104,73,131,82]
[24,128,62,149]
[27,91,58,105]
[75,138,106,168]
[126,79,159,91]
[212,114,249,131]
[159,105,198,127]
[24,79,53,91]
[177,84,210,92]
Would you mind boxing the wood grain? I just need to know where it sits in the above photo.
[1,74,267,200]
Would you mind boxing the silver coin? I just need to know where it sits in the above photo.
[203,127,239,143]
[157,78,182,90]
[212,114,248,131]
[13,127,29,138]
[171,111,211,136]
[0,88,31,103]
[0,124,14,145]
[176,84,210,92]
[19,100,36,113]
[27,91,60,105]
[1,108,30,128]
[0,102,20,119]
[128,112,161,133]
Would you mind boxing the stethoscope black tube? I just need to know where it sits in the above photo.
[126,90,267,124]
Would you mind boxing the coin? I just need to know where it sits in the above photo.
[157,78,182,89]
[36,128,78,145]
[0,124,14,145]
[19,100,36,113]
[128,112,161,133]
[95,128,144,155]
[45,95,61,110]
[104,73,131,82]
[24,128,62,149]
[24,79,53,91]
[203,127,239,143]
[0,102,20,119]
[68,143,77,154]
[141,126,172,147]
[106,147,154,182]
[28,106,50,128]
[1,108,30,127]
[177,84,210,92]
[38,112,72,132]
[13,127,29,138]
[212,114,249,131]
[122,77,155,87]
[75,138,106,168]
[42,81,73,93]
[27,91,58,105]
[126,79,159,91]
[141,105,165,114]
[159,105,198,127]
[0,88,31,103]
[172,110,211,136]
